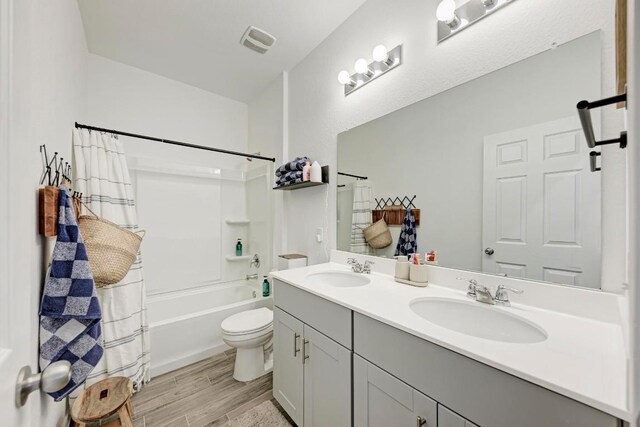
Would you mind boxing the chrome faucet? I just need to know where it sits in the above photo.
[347,258,374,274]
[458,278,523,306]
[250,254,260,269]
[246,273,259,280]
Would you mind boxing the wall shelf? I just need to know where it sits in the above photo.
[273,165,329,191]
[225,255,251,262]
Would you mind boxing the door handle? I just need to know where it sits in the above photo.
[302,339,310,364]
[416,415,427,426]
[484,247,494,255]
[293,333,300,357]
[15,361,71,407]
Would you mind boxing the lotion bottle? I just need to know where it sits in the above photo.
[303,161,311,181]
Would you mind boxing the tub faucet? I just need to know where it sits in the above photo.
[250,254,260,269]
[246,274,259,280]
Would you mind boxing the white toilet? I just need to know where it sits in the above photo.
[221,307,274,382]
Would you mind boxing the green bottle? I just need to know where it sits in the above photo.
[235,238,243,256]
[262,276,270,297]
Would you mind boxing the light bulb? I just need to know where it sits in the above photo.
[372,45,389,63]
[337,70,352,85]
[436,0,457,22]
[354,58,369,74]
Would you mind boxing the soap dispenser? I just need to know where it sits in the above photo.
[310,161,322,183]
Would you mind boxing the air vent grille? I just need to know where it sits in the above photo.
[240,26,276,54]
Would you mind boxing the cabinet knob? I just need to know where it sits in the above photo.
[416,416,427,427]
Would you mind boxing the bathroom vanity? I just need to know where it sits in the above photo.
[270,253,627,427]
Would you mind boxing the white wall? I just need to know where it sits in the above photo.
[87,54,248,168]
[9,0,88,425]
[337,33,601,286]
[87,54,253,290]
[285,0,626,292]
[248,75,285,269]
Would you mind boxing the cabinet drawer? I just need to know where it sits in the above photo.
[354,312,618,427]
[273,279,352,349]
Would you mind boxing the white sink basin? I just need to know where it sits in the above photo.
[306,271,371,287]
[410,297,547,343]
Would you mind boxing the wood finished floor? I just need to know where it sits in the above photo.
[129,349,294,427]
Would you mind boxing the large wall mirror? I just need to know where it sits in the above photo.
[337,32,606,289]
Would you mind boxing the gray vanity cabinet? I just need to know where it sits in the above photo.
[273,280,352,427]
[303,324,351,427]
[354,355,437,427]
[438,406,478,427]
[273,307,304,426]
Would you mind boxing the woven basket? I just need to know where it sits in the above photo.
[78,205,144,287]
[363,216,392,249]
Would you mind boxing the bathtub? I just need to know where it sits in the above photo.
[147,280,272,377]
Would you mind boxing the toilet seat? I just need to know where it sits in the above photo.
[222,307,273,337]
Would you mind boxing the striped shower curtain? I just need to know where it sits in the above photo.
[72,129,150,391]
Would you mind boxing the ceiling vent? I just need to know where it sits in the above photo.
[240,26,276,54]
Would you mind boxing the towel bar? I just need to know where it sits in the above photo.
[576,93,627,149]
[589,151,601,172]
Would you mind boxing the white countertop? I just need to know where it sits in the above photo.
[271,260,629,420]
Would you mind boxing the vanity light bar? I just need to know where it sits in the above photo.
[436,0,517,43]
[337,45,402,96]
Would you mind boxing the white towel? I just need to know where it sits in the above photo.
[350,181,374,254]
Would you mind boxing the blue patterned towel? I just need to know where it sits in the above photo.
[276,171,304,187]
[275,156,310,177]
[394,208,418,256]
[39,186,103,401]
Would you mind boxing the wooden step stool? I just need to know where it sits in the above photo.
[71,377,134,427]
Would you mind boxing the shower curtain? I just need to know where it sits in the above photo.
[350,181,374,255]
[72,129,150,391]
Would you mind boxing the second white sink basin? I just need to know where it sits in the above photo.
[410,297,547,343]
[306,271,370,287]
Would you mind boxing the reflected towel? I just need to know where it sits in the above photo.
[394,207,417,256]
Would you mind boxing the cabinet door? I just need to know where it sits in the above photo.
[273,308,304,427]
[354,355,437,427]
[438,405,478,427]
[303,324,351,427]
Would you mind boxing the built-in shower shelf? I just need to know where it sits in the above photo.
[225,255,251,262]
[225,219,251,225]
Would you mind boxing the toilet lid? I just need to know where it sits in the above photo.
[222,307,273,335]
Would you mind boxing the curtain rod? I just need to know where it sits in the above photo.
[74,122,276,163]
[338,171,368,180]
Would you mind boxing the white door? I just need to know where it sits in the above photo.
[273,308,304,427]
[303,325,351,427]
[482,116,601,287]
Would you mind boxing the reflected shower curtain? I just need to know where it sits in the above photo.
[350,181,374,254]
[72,129,150,391]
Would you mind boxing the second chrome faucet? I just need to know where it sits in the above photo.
[458,278,523,307]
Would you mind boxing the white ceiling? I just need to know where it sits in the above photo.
[77,0,367,103]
